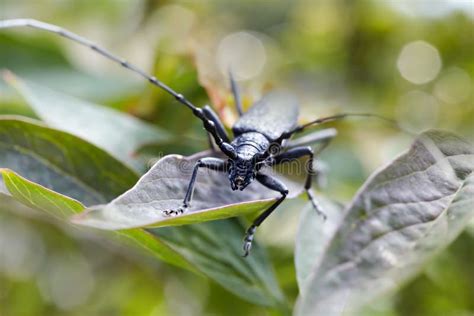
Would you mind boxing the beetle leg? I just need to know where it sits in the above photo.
[271,146,327,220]
[243,173,288,257]
[284,129,336,188]
[163,157,228,216]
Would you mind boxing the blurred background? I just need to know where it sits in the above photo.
[0,0,473,315]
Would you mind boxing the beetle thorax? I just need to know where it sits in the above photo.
[231,132,270,157]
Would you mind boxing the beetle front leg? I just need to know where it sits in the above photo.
[243,173,288,257]
[163,157,227,216]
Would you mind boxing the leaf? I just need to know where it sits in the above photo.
[294,199,344,293]
[0,116,138,205]
[74,151,303,230]
[1,168,286,307]
[0,117,195,270]
[0,168,196,273]
[295,130,474,315]
[0,119,285,307]
[149,219,286,307]
[0,168,84,219]
[4,73,171,171]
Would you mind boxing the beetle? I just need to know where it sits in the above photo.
[0,19,395,256]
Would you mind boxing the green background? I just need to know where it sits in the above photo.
[0,1,473,315]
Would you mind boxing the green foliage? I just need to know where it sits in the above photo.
[0,117,138,205]
[295,130,474,315]
[0,1,473,315]
[6,74,171,171]
[0,119,285,308]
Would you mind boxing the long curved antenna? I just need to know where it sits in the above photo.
[0,18,237,157]
[281,113,411,139]
[0,19,197,110]
[296,113,399,132]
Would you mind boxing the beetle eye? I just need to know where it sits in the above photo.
[269,144,280,155]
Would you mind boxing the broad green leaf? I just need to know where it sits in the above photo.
[295,130,474,315]
[1,168,285,307]
[4,73,171,171]
[0,168,195,272]
[74,151,303,230]
[0,119,285,306]
[294,199,344,293]
[0,116,137,205]
[150,220,287,307]
[0,118,194,271]
[0,169,84,219]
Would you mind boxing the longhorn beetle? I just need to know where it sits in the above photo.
[0,19,397,256]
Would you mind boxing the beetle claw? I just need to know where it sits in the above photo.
[317,210,327,221]
[162,205,187,217]
[308,192,327,220]
[242,225,256,257]
[242,241,252,257]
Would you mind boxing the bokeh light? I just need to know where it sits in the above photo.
[434,67,472,104]
[37,254,95,310]
[217,31,266,81]
[396,90,439,132]
[397,40,442,84]
[0,218,45,279]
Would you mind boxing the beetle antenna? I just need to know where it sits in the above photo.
[0,18,242,158]
[0,19,199,112]
[284,113,412,138]
[298,113,396,130]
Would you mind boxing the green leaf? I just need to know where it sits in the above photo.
[0,118,285,307]
[0,168,84,219]
[295,130,474,315]
[149,220,286,307]
[0,116,138,205]
[294,199,344,293]
[0,168,196,273]
[1,168,285,307]
[4,73,171,171]
[74,151,303,230]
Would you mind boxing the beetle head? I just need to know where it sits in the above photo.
[228,154,262,191]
